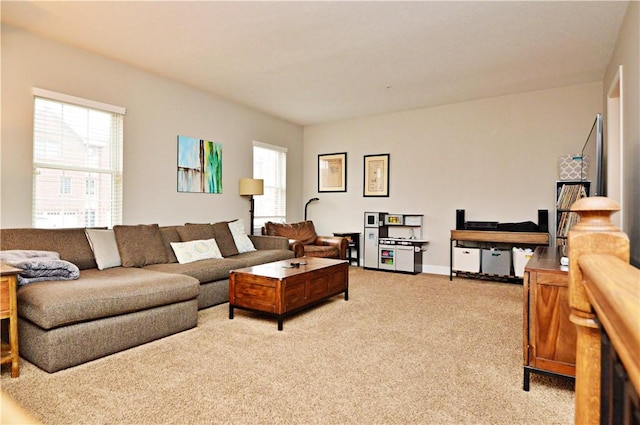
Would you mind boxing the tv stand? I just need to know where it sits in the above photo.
[450,230,549,282]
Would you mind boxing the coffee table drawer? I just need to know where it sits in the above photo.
[232,280,277,313]
[308,275,329,300]
[328,269,348,294]
[284,280,307,311]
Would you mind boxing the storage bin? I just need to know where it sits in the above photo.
[481,248,511,276]
[512,247,534,277]
[453,247,481,273]
[558,154,590,180]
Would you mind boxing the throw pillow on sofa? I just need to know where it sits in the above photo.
[113,224,169,267]
[159,226,182,263]
[210,221,239,257]
[170,238,223,264]
[176,224,216,242]
[227,219,256,253]
[84,229,122,270]
[178,222,240,257]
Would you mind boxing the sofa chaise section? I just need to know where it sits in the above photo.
[0,227,201,372]
[18,267,199,373]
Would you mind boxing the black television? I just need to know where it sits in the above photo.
[580,113,604,196]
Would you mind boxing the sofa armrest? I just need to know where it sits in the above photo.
[248,235,289,251]
[289,240,305,258]
[314,236,349,260]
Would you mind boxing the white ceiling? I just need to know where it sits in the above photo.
[1,1,629,125]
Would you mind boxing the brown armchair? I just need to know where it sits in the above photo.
[263,221,348,260]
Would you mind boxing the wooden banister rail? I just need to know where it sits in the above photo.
[568,197,639,425]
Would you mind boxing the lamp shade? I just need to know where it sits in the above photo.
[239,178,264,196]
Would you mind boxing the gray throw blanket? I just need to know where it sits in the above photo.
[0,250,80,286]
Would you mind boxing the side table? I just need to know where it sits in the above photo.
[333,232,361,266]
[1,264,21,377]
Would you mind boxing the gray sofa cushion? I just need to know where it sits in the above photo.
[0,227,99,270]
[17,267,199,330]
[211,221,239,257]
[159,226,181,263]
[248,235,290,251]
[144,257,246,284]
[113,224,169,267]
[180,222,240,257]
[231,249,295,267]
[176,224,215,242]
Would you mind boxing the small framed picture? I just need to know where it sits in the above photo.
[318,152,347,192]
[363,154,389,197]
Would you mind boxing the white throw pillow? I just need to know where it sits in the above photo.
[85,229,122,270]
[170,238,223,264]
[227,219,256,253]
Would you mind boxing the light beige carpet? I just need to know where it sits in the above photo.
[1,268,574,424]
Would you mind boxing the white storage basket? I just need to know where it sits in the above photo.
[453,247,481,273]
[558,154,590,181]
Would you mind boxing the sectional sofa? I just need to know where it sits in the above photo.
[0,221,294,373]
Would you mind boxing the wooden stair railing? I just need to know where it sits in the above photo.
[568,197,640,425]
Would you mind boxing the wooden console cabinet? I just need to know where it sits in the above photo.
[450,230,549,281]
[1,265,21,378]
[522,246,576,390]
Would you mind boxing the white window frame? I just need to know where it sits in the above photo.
[252,141,287,233]
[32,88,125,228]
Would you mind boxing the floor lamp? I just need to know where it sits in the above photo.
[239,178,264,235]
[304,198,319,221]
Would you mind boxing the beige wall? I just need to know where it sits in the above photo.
[4,15,636,271]
[603,1,640,266]
[304,83,603,273]
[1,26,304,229]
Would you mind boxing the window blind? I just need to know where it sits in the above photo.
[32,89,124,228]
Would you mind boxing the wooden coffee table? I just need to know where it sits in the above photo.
[229,257,349,330]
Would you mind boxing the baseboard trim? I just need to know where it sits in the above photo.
[420,265,450,276]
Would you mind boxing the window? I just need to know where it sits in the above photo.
[85,178,97,196]
[60,176,71,195]
[32,88,125,228]
[253,141,287,232]
[85,211,96,227]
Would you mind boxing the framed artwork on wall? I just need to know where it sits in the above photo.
[177,135,222,193]
[318,152,347,192]
[363,153,389,197]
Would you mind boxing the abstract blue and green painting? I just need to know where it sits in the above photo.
[177,135,222,193]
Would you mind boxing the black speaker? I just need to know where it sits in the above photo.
[456,209,465,230]
[538,209,549,233]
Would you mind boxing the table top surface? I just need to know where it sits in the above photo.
[450,229,549,244]
[0,264,22,276]
[524,246,567,274]
[230,257,348,279]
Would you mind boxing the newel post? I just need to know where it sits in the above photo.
[567,197,629,425]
